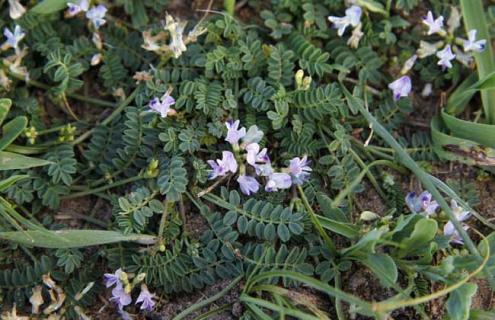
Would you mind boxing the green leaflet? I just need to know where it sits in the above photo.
[0,151,52,171]
[0,230,157,248]
[446,283,478,320]
[397,218,437,258]
[30,0,70,14]
[361,253,398,288]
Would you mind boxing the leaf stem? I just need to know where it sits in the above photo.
[173,275,242,320]
[297,185,337,256]
[61,176,143,200]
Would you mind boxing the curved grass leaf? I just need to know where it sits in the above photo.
[460,0,495,123]
[441,110,495,149]
[0,116,27,151]
[0,151,52,170]
[0,230,157,248]
[0,99,11,127]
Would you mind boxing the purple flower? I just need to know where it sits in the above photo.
[405,191,438,216]
[388,76,412,101]
[436,45,456,69]
[3,25,25,50]
[265,173,292,192]
[328,5,362,36]
[149,93,176,118]
[67,0,89,16]
[422,11,444,35]
[237,175,260,195]
[111,283,132,310]
[463,30,486,53]
[207,151,238,180]
[136,284,156,311]
[288,156,311,185]
[245,143,270,167]
[103,268,123,288]
[242,125,264,145]
[444,200,470,245]
[86,4,107,29]
[225,120,246,145]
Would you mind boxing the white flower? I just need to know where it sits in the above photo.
[436,45,456,69]
[347,23,363,48]
[463,30,487,53]
[447,6,461,34]
[3,25,25,50]
[421,83,433,97]
[86,5,107,29]
[453,46,473,67]
[165,14,187,58]
[67,0,89,17]
[417,41,440,58]
[388,76,412,101]
[265,173,292,192]
[242,125,264,145]
[8,0,26,20]
[443,200,470,245]
[401,54,417,75]
[90,53,102,66]
[328,5,362,37]
[422,11,444,35]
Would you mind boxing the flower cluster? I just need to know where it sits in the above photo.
[405,191,470,244]
[328,5,363,48]
[142,14,207,59]
[206,120,311,195]
[104,269,156,312]
[66,0,108,29]
[387,7,487,102]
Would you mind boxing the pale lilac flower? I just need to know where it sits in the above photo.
[8,0,25,19]
[86,5,107,29]
[422,11,444,35]
[103,268,124,288]
[265,173,292,192]
[346,6,362,27]
[288,156,311,185]
[237,175,260,195]
[225,120,246,145]
[444,200,470,245]
[111,283,132,310]
[242,125,264,145]
[149,93,175,118]
[3,25,25,50]
[245,143,270,167]
[388,76,412,101]
[405,191,439,216]
[207,151,238,180]
[436,45,456,69]
[136,284,156,311]
[67,0,89,16]
[328,5,362,36]
[463,30,487,53]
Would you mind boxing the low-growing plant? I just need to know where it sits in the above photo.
[0,0,494,319]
